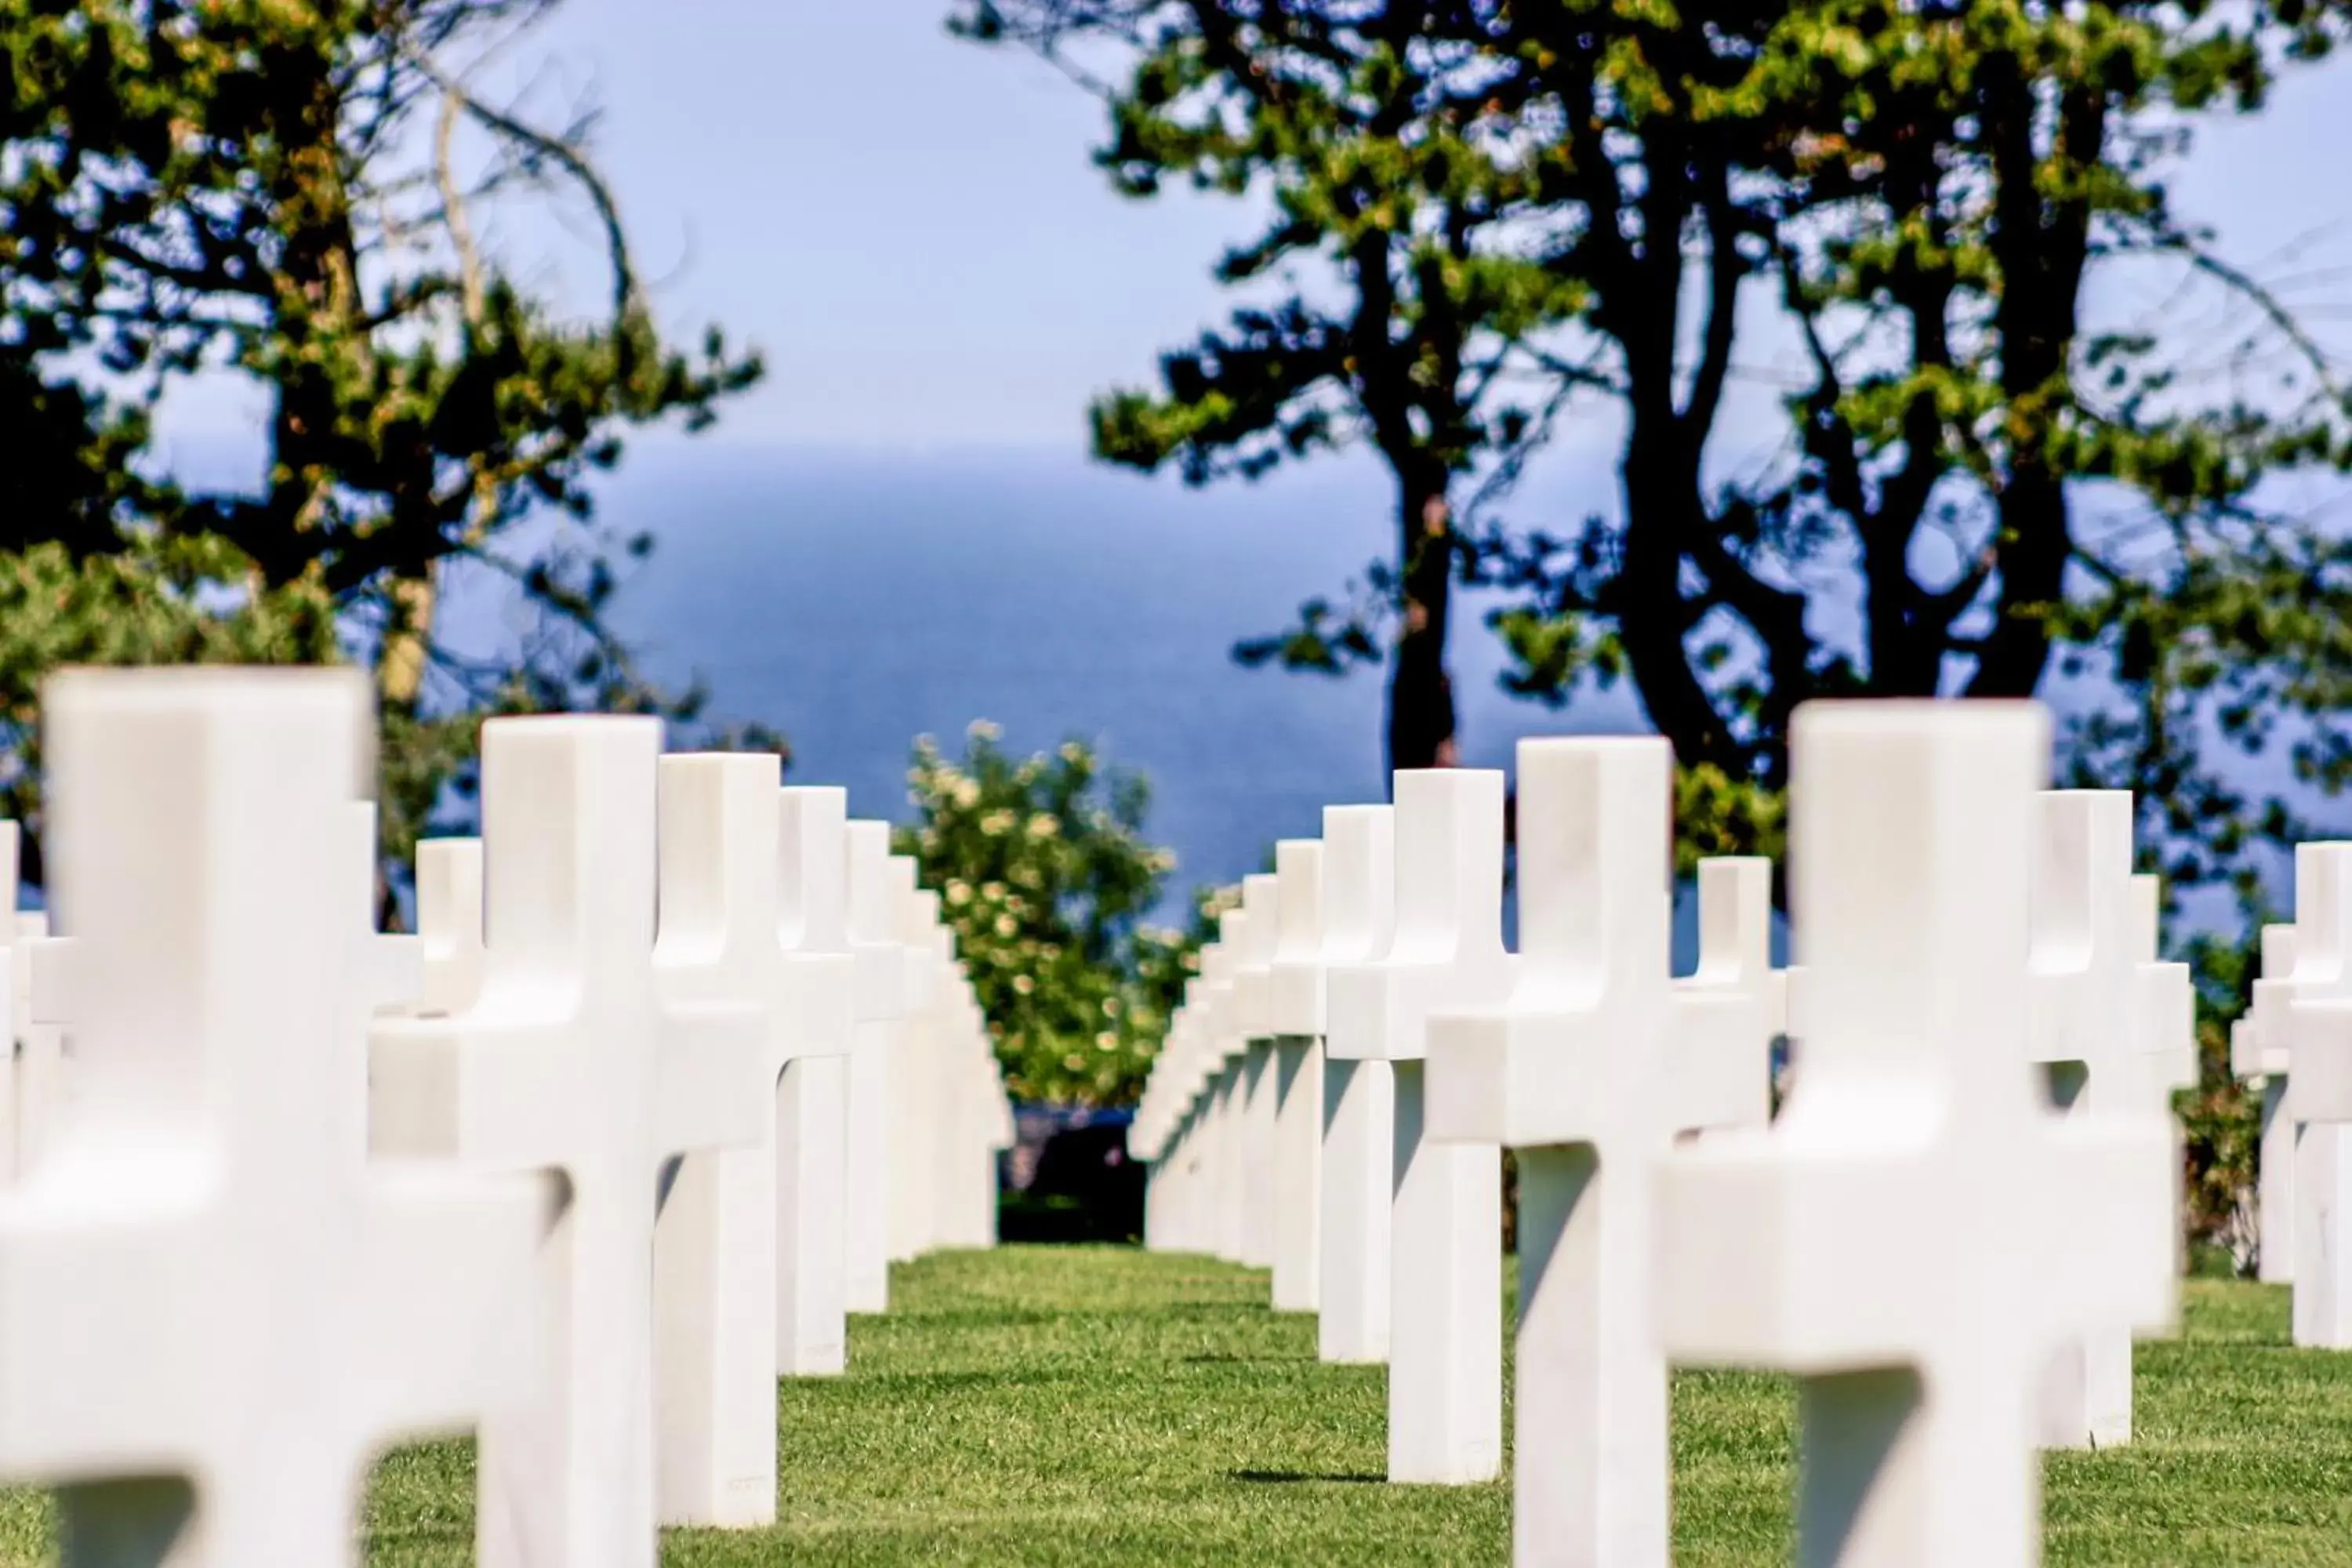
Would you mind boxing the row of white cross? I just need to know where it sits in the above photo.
[2229,840,2352,1345]
[1132,702,2205,1568]
[0,666,1013,1567]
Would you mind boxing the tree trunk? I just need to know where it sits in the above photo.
[1388,483,1458,775]
[1617,432,1745,776]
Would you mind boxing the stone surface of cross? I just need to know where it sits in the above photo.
[2129,875,2195,1103]
[2273,843,2352,1345]
[0,824,24,1182]
[351,804,421,1015]
[1655,700,2175,1568]
[843,821,909,1313]
[885,858,938,1266]
[1426,739,1776,1568]
[2025,789,2176,1446]
[773,788,858,1367]
[1279,805,1395,1361]
[0,667,543,1567]
[1676,855,1788,1118]
[414,837,487,1016]
[647,752,797,1528]
[1326,768,1513,1483]
[1197,927,1247,1264]
[1263,838,1324,1313]
[369,715,769,1568]
[1232,873,1281,1272]
[2237,921,2299,1283]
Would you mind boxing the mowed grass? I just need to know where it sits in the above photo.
[0,1248,2342,1563]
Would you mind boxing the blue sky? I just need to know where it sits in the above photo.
[152,0,2352,466]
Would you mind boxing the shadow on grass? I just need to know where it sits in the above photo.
[1229,1469,1385,1486]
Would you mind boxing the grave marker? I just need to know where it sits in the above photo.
[1327,769,1512,1484]
[368,715,768,1568]
[0,667,542,1568]
[1233,873,1281,1272]
[774,789,858,1369]
[2276,844,2352,1345]
[1654,700,2175,1568]
[648,751,793,1528]
[1283,806,1396,1359]
[844,822,908,1313]
[1426,739,1775,1566]
[1264,837,1325,1313]
[2026,789,2175,1447]
[415,837,487,1017]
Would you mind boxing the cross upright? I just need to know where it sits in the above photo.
[1677,854,1788,1129]
[2129,877,2195,1104]
[2272,842,2352,1345]
[843,820,909,1312]
[1655,700,2176,1568]
[774,788,858,1369]
[0,666,543,1567]
[368,714,769,1568]
[351,804,422,1015]
[1263,839,1324,1312]
[2237,919,2300,1282]
[886,857,938,1265]
[1283,805,1396,1362]
[645,751,797,1528]
[1140,985,1210,1252]
[1232,872,1281,1272]
[0,822,24,1183]
[1425,738,1777,1568]
[1326,768,1513,1485]
[414,837,487,1016]
[1197,929,1247,1263]
[2026,788,2178,1446]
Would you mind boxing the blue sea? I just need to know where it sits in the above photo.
[583,444,1653,920]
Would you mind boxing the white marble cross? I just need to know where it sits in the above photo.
[2026,789,2178,1447]
[1425,738,1776,1568]
[648,751,793,1528]
[0,666,543,1567]
[775,788,858,1367]
[2274,843,2352,1345]
[414,837,487,1017]
[19,913,60,1183]
[923,902,1000,1251]
[886,858,938,1265]
[369,714,769,1568]
[2237,920,2299,1282]
[1679,855,1788,1099]
[843,821,908,1312]
[1326,768,1512,1484]
[1655,700,2175,1568]
[2129,876,2195,1104]
[0,823,27,1183]
[1275,806,1395,1357]
[1263,838,1325,1312]
[352,804,422,1015]
[1139,988,1211,1253]
[1232,872,1282,1272]
[1204,931,1242,1260]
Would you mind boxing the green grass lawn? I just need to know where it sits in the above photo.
[0,1246,2347,1563]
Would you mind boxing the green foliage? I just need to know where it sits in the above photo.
[955,2,1598,771]
[895,724,1209,1106]
[957,0,2352,912]
[0,0,766,884]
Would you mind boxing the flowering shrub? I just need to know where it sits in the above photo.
[895,724,1219,1106]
